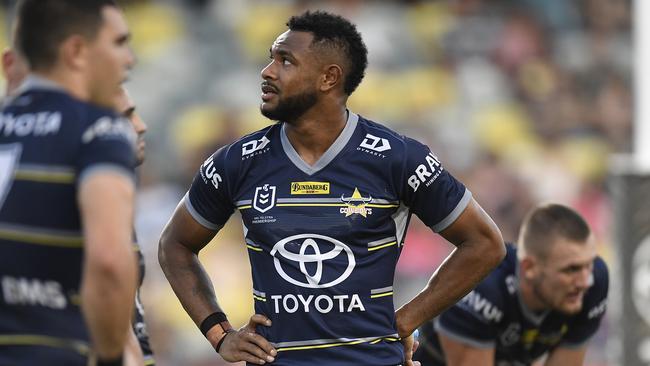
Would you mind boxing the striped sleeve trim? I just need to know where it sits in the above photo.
[182,192,222,231]
[431,188,472,233]
[77,163,135,186]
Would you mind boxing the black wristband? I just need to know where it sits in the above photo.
[199,311,228,336]
[215,329,236,353]
[96,355,123,366]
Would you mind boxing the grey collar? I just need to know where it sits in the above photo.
[280,111,359,175]
[15,74,67,95]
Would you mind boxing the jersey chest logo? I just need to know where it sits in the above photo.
[253,184,276,213]
[270,234,355,288]
[340,188,373,217]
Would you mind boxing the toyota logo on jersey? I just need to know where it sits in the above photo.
[270,234,355,289]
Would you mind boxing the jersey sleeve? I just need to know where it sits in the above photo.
[400,137,471,232]
[560,257,609,347]
[434,280,504,348]
[184,146,235,230]
[76,113,136,183]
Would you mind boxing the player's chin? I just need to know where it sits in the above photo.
[260,103,279,120]
[559,297,584,315]
[260,99,278,110]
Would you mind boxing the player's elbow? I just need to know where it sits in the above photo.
[464,216,506,270]
[86,244,137,285]
[483,226,506,268]
[158,228,173,272]
[157,225,185,273]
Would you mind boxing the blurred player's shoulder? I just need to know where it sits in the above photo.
[448,244,516,325]
[580,255,609,319]
[3,82,123,135]
[470,244,517,303]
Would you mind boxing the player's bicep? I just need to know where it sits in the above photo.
[160,199,218,254]
[439,198,502,250]
[184,148,236,230]
[439,333,495,366]
[79,170,135,253]
[544,346,587,366]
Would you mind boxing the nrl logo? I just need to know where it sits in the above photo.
[253,184,276,213]
[340,188,372,217]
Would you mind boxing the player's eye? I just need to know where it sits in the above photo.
[282,58,291,66]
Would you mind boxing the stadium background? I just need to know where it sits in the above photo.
[0,0,633,365]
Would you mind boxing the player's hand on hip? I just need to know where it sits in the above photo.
[402,332,421,366]
[218,314,277,365]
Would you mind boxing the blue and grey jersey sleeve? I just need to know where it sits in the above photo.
[185,146,235,230]
[561,257,609,347]
[401,137,471,232]
[435,280,504,348]
[76,113,137,183]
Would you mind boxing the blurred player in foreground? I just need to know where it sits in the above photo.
[414,203,609,366]
[159,10,505,366]
[3,49,155,366]
[0,1,138,365]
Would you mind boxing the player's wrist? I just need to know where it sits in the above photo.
[394,309,416,338]
[214,328,236,353]
[200,312,234,349]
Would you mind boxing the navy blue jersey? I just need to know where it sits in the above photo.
[414,244,608,366]
[0,77,136,365]
[185,111,471,365]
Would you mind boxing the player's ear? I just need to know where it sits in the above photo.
[2,48,16,78]
[520,256,538,280]
[59,34,88,71]
[319,64,342,92]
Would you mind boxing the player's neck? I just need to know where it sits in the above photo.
[283,106,348,166]
[31,68,90,102]
[518,278,549,313]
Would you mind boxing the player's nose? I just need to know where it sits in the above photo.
[261,60,277,80]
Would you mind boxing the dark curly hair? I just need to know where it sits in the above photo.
[287,10,368,96]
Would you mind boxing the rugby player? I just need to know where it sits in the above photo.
[159,10,506,366]
[414,203,608,366]
[0,1,137,365]
[113,89,155,366]
[2,46,155,365]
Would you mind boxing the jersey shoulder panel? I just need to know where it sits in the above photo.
[581,256,609,320]
[440,244,515,330]
[356,116,470,231]
[187,124,279,229]
[211,123,279,184]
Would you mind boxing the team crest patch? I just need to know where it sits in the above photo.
[253,184,276,213]
[290,181,330,195]
[340,188,372,217]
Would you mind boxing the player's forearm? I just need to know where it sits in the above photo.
[81,244,138,359]
[158,237,222,326]
[396,236,504,336]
